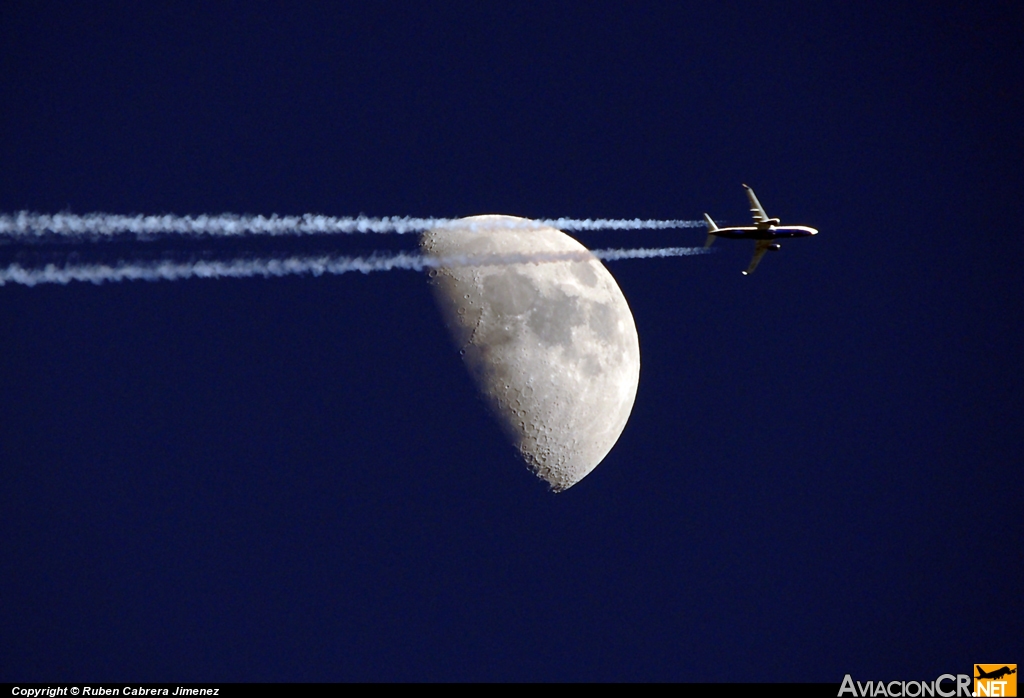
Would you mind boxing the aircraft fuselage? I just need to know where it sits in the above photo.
[709,224,818,241]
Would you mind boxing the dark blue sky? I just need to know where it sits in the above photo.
[1,2,1020,682]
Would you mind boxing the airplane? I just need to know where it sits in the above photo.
[976,666,1017,681]
[703,184,818,275]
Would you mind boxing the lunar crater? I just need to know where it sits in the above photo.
[422,215,640,492]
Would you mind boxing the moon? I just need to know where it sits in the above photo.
[421,215,641,491]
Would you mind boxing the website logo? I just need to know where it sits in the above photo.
[839,674,972,696]
[974,665,1017,697]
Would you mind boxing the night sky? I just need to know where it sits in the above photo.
[1,2,1021,682]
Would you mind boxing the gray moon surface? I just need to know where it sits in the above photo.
[421,215,641,491]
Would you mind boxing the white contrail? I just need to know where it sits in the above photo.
[0,212,705,239]
[0,247,710,287]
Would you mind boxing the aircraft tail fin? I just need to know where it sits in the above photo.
[703,213,718,248]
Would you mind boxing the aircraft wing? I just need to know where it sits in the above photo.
[743,184,772,224]
[742,240,773,275]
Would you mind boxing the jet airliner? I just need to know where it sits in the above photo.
[704,184,818,275]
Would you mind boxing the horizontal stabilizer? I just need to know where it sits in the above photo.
[703,213,718,248]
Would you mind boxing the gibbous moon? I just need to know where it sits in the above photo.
[421,215,640,491]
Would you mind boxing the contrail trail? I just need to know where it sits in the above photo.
[0,246,710,287]
[0,212,705,240]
